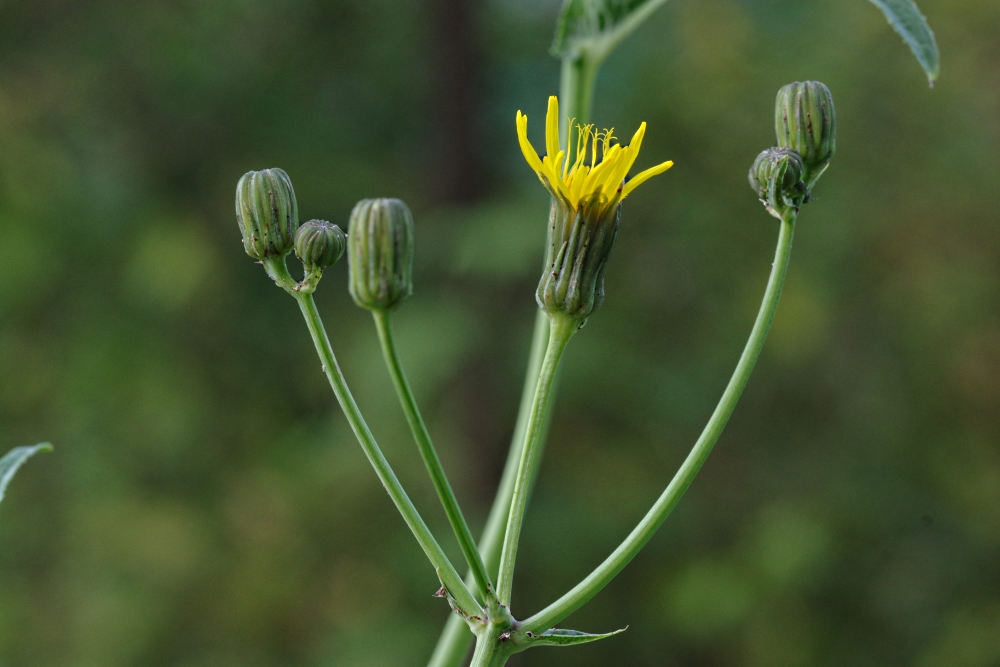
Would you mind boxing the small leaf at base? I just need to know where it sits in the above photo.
[524,626,627,646]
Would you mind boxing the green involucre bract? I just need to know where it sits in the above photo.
[775,81,836,189]
[347,198,415,312]
[295,219,346,271]
[235,168,299,259]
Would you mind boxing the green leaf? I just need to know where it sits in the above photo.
[552,0,669,63]
[523,626,627,647]
[0,443,52,506]
[868,0,940,85]
[551,0,940,87]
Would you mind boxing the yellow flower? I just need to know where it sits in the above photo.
[516,96,673,211]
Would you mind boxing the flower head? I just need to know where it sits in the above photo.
[517,96,673,324]
[516,96,673,215]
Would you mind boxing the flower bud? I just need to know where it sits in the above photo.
[775,81,836,188]
[347,198,414,312]
[295,220,346,271]
[749,147,808,218]
[536,193,620,323]
[235,168,299,259]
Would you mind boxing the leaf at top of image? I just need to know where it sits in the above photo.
[551,0,668,61]
[551,0,940,87]
[869,0,940,85]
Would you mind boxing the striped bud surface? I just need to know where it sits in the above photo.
[295,220,346,271]
[775,81,836,188]
[235,168,299,259]
[347,198,415,312]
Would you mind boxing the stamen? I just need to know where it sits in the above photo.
[563,117,575,179]
[571,123,591,178]
[602,128,616,161]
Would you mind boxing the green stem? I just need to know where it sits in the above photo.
[468,636,513,667]
[426,47,601,667]
[559,53,598,158]
[521,212,796,634]
[372,310,494,598]
[426,310,551,667]
[286,281,481,619]
[478,311,553,581]
[496,314,578,605]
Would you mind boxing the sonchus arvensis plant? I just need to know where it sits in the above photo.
[235,0,974,653]
[233,80,837,667]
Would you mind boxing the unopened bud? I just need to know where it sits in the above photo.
[749,147,808,218]
[775,81,836,188]
[347,198,414,312]
[536,193,620,323]
[235,168,299,259]
[295,220,346,271]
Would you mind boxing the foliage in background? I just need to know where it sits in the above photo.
[1,0,998,666]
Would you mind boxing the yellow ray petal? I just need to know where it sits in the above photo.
[596,146,634,196]
[582,143,622,192]
[621,160,674,198]
[626,122,646,157]
[542,153,563,187]
[616,122,646,178]
[569,164,591,205]
[516,111,545,175]
[545,96,561,161]
[543,152,573,200]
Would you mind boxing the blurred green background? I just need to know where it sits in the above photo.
[1,0,999,665]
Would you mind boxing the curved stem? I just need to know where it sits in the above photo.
[496,314,578,605]
[291,287,482,619]
[522,213,796,634]
[372,310,494,598]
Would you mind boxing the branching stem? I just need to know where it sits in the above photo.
[265,255,481,619]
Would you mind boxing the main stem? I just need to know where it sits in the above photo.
[427,49,602,667]
[560,52,598,149]
[522,213,797,634]
[496,315,577,604]
[372,310,494,598]
[426,311,551,667]
[292,288,482,619]
[468,634,513,667]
